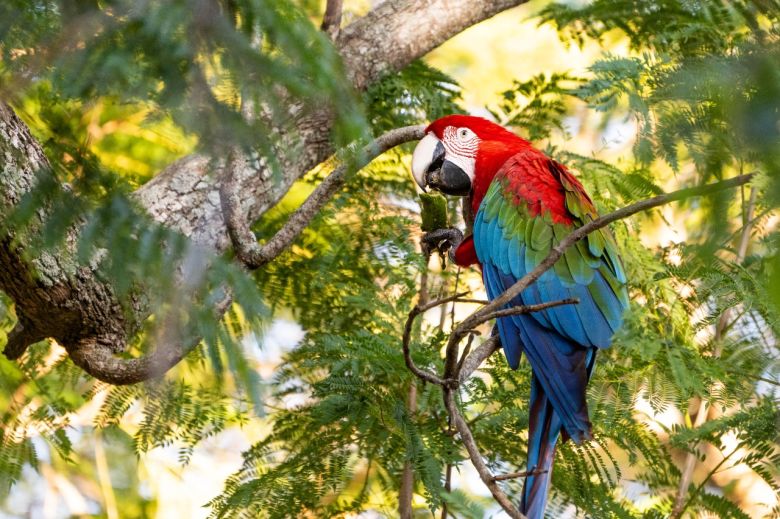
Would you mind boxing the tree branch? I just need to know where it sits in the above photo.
[68,291,232,385]
[220,125,425,269]
[458,335,500,383]
[492,469,547,481]
[320,0,343,39]
[444,390,527,519]
[337,0,529,90]
[456,173,755,338]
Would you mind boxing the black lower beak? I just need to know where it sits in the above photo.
[426,159,472,196]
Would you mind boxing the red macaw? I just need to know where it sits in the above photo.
[411,115,628,519]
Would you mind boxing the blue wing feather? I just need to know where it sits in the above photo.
[474,176,629,441]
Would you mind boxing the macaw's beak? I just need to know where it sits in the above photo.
[411,133,472,196]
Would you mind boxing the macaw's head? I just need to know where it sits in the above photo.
[411,115,529,197]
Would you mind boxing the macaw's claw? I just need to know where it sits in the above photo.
[421,227,464,267]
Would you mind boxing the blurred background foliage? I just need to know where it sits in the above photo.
[0,0,779,518]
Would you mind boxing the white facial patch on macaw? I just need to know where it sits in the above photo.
[442,126,479,181]
[411,132,440,189]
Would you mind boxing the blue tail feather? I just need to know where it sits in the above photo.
[521,375,562,519]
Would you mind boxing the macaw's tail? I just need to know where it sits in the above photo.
[520,375,563,519]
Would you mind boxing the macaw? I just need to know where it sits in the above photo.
[410,115,629,519]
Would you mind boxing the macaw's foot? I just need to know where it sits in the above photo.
[421,227,464,266]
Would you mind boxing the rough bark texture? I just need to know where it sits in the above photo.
[0,0,528,383]
[0,104,139,367]
[135,0,528,250]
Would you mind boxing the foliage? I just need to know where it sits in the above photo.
[0,0,779,518]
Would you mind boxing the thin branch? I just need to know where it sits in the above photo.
[444,390,527,519]
[459,173,754,334]
[479,298,579,325]
[726,369,780,387]
[420,292,473,312]
[320,0,343,39]
[219,125,426,270]
[492,469,548,482]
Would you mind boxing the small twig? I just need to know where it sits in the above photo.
[320,0,343,39]
[455,333,477,376]
[726,369,780,387]
[452,298,489,305]
[219,125,426,270]
[418,292,472,314]
[479,298,578,324]
[492,468,548,481]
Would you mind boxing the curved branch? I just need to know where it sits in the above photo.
[68,337,193,385]
[67,295,232,385]
[220,125,426,269]
[402,300,452,387]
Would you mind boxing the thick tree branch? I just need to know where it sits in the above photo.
[1,0,528,382]
[68,294,232,384]
[220,125,425,269]
[337,0,529,90]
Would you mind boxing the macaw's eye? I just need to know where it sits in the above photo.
[457,128,473,141]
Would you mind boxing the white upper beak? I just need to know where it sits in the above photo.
[411,132,441,189]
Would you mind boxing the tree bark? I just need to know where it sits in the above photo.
[0,0,528,383]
